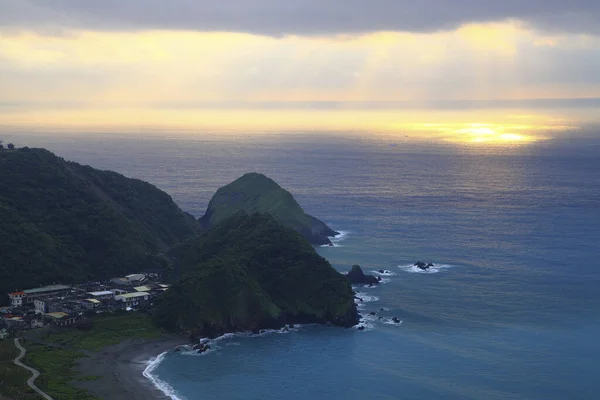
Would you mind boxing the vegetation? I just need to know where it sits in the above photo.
[0,340,39,400]
[0,148,200,301]
[23,344,99,400]
[199,172,338,245]
[154,213,358,337]
[39,313,164,351]
[5,314,165,400]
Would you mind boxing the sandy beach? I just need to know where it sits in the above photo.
[72,336,188,400]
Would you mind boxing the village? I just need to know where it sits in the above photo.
[0,272,170,339]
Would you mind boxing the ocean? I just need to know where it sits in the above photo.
[9,129,600,400]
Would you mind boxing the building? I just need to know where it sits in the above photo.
[125,274,146,283]
[111,277,130,286]
[33,297,63,314]
[8,292,25,307]
[86,291,114,301]
[22,285,71,304]
[133,285,152,293]
[45,312,78,327]
[111,274,146,287]
[82,299,101,309]
[115,292,150,308]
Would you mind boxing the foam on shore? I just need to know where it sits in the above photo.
[179,326,303,357]
[143,352,185,400]
[323,230,349,247]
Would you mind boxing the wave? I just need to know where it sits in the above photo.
[323,230,349,247]
[143,352,186,400]
[178,326,303,357]
[398,263,455,274]
[354,292,379,310]
[383,318,404,326]
[373,270,397,277]
[357,308,403,331]
[356,312,378,331]
[354,292,379,303]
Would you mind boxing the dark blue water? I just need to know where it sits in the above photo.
[11,131,600,399]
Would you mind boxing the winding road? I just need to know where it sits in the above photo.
[12,338,54,400]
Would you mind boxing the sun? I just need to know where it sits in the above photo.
[451,124,540,144]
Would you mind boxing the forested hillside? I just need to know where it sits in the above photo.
[0,148,200,299]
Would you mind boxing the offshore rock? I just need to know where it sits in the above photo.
[346,265,380,285]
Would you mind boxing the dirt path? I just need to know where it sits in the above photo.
[12,338,54,400]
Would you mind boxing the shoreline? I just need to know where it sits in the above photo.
[72,336,188,400]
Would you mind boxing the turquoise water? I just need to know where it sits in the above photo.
[12,132,600,399]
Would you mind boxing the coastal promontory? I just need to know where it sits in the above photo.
[199,173,339,245]
[153,212,359,338]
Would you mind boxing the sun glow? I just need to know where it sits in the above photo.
[451,125,541,144]
[0,107,576,146]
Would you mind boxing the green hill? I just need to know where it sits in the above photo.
[154,212,358,337]
[199,173,338,245]
[0,148,200,300]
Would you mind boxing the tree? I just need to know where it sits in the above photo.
[7,143,14,150]
[0,140,3,150]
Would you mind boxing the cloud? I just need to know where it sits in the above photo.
[2,26,600,107]
[1,0,600,36]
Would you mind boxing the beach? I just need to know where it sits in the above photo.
[72,337,187,400]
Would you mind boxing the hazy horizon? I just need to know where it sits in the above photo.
[2,1,600,148]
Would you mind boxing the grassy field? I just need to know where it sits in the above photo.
[0,339,39,400]
[22,343,99,400]
[39,312,164,350]
[1,313,166,400]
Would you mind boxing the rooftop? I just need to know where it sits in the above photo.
[84,299,101,304]
[116,292,150,299]
[125,274,146,281]
[133,286,152,292]
[87,291,114,297]
[24,285,70,294]
[45,312,69,319]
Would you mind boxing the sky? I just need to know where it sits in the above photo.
[1,1,600,143]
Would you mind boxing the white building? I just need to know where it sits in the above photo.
[34,298,47,313]
[115,292,150,308]
[125,274,146,284]
[8,292,25,307]
[87,291,115,301]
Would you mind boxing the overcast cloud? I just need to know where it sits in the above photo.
[1,0,600,36]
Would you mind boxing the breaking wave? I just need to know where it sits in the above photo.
[323,230,349,247]
[398,263,455,274]
[143,352,185,400]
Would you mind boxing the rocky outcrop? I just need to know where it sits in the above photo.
[198,173,338,245]
[346,265,381,285]
[414,261,434,271]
